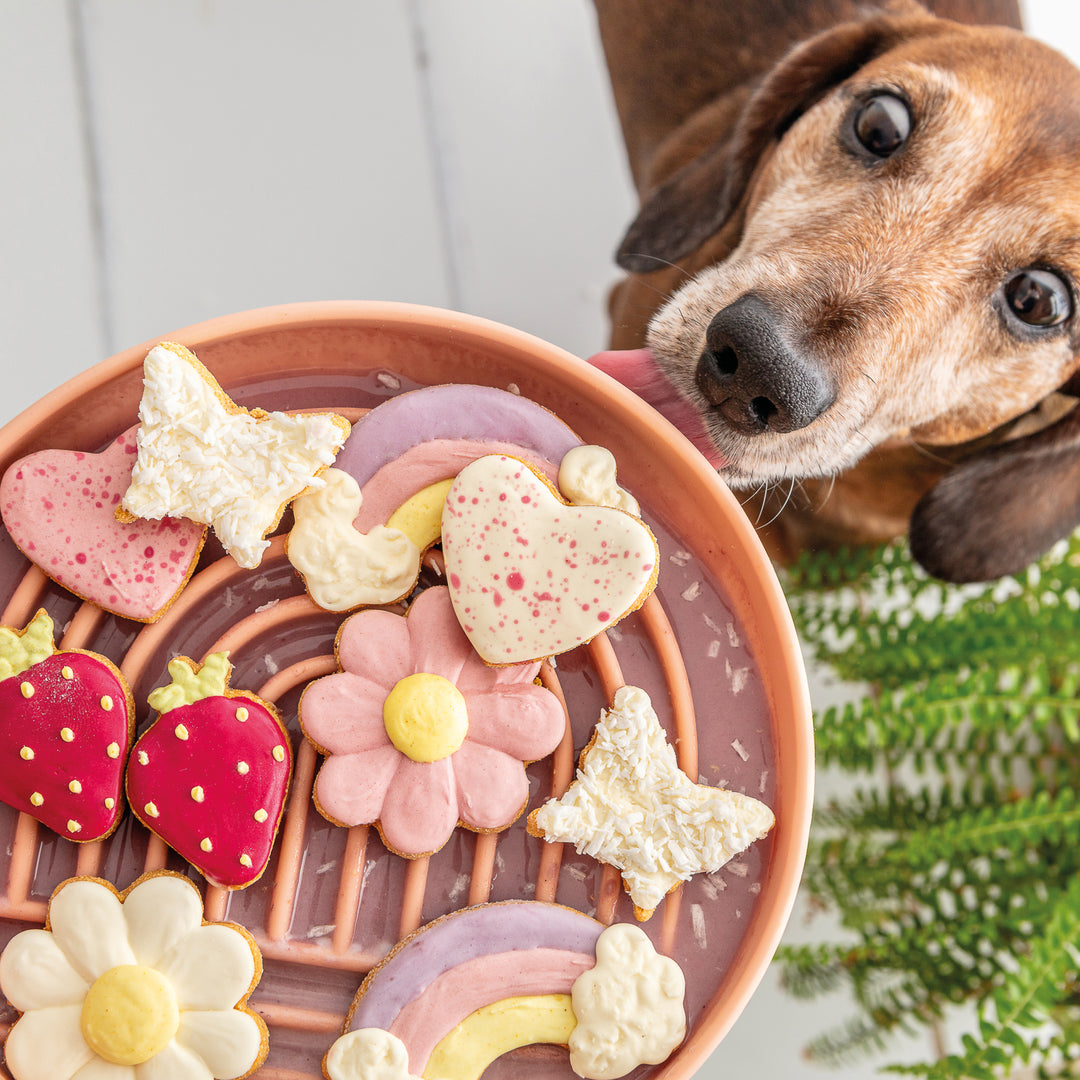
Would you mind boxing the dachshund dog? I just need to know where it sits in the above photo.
[593,0,1080,582]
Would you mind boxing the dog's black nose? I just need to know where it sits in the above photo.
[696,294,835,434]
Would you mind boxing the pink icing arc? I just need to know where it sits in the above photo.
[0,652,132,840]
[389,948,595,1070]
[125,693,292,888]
[0,426,206,620]
[352,438,562,533]
[333,383,582,488]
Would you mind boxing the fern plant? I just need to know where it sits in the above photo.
[778,535,1080,1077]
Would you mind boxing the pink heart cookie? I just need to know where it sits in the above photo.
[0,427,206,622]
[441,454,659,664]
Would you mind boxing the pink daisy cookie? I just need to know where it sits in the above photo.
[299,585,566,858]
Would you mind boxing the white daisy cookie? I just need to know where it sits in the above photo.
[0,871,268,1080]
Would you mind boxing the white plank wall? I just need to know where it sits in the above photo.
[1,2,1078,1078]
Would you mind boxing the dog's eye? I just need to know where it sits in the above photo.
[852,94,910,157]
[1003,269,1071,328]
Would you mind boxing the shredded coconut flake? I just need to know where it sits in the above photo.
[681,580,702,602]
[669,549,692,566]
[731,738,749,762]
[254,599,279,613]
[375,371,401,390]
[307,924,336,939]
[707,639,721,659]
[691,903,707,949]
[315,860,337,875]
[506,382,521,395]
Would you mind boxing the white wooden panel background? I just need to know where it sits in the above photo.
[1,2,1078,1078]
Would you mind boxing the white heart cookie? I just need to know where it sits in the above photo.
[441,455,658,664]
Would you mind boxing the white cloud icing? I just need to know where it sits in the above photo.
[558,445,640,517]
[324,1028,425,1080]
[569,923,686,1078]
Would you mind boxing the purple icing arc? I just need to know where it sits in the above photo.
[334,384,583,488]
[347,901,604,1032]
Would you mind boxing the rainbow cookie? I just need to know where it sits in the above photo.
[0,426,206,622]
[324,902,686,1080]
[441,454,659,665]
[0,871,267,1079]
[119,341,350,569]
[298,585,565,858]
[0,609,134,842]
[126,652,292,889]
[529,685,776,920]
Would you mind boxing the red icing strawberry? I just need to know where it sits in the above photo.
[126,652,292,889]
[0,609,134,840]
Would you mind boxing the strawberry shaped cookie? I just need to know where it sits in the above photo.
[0,609,134,841]
[127,652,292,889]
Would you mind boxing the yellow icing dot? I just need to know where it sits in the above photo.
[19,746,33,761]
[61,727,75,742]
[272,745,286,763]
[19,681,34,699]
[191,786,205,803]
[383,673,469,763]
[174,724,189,741]
[81,964,179,1065]
[67,819,81,834]
[144,802,159,818]
[253,808,268,823]
[100,695,114,711]
[30,792,43,807]
[61,666,74,680]
[239,853,253,868]
[237,761,250,775]
[138,750,149,766]
[235,707,249,722]
[106,742,120,759]
[69,780,82,794]
[105,798,115,810]
[200,837,213,853]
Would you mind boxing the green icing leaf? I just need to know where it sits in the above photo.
[148,651,232,714]
[0,609,55,682]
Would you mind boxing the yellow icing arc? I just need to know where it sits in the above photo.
[386,479,454,551]
[148,651,231,714]
[81,964,179,1065]
[423,994,577,1080]
[383,673,468,763]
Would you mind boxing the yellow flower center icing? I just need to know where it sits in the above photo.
[80,964,179,1066]
[383,673,468,763]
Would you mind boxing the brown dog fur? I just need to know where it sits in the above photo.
[596,0,1080,581]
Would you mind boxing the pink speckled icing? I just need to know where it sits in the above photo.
[299,586,565,857]
[0,427,206,621]
[0,652,133,841]
[352,439,563,533]
[442,455,659,664]
[126,693,293,889]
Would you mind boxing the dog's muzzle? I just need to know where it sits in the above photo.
[696,294,835,434]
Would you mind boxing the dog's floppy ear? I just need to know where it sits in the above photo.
[909,389,1080,582]
[616,14,937,273]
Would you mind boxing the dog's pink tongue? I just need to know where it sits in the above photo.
[586,348,724,467]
